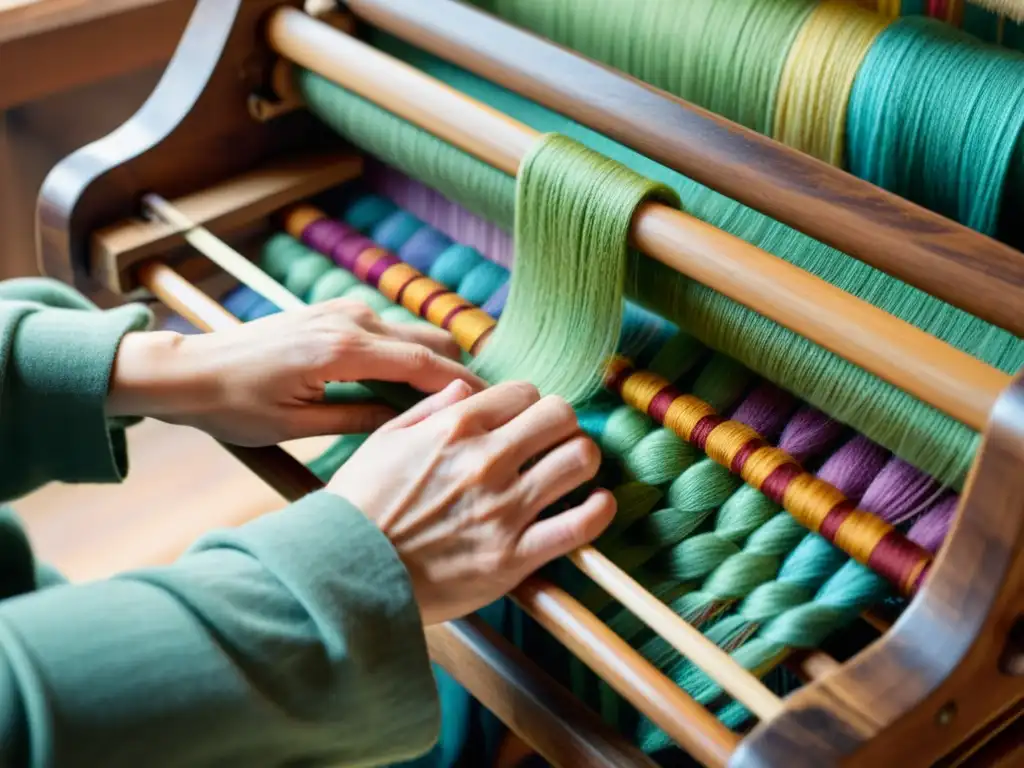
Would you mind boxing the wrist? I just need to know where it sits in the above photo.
[107,331,221,420]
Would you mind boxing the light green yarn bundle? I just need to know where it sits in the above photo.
[470,0,817,135]
[472,133,679,403]
[294,38,1024,488]
[469,0,1024,242]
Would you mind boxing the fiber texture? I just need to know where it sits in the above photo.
[471,133,679,403]
[294,39,1024,489]
[848,16,1024,236]
[773,1,892,164]
[471,0,1024,235]
[469,0,817,134]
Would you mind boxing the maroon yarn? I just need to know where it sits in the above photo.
[332,232,377,271]
[302,219,349,255]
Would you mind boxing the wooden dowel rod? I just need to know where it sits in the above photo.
[265,7,1009,433]
[787,649,842,683]
[426,616,664,768]
[137,260,710,766]
[514,577,740,766]
[344,0,1024,340]
[139,203,777,726]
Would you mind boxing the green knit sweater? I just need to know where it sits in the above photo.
[0,278,440,767]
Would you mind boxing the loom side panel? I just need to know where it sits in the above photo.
[34,0,332,293]
[734,374,1024,766]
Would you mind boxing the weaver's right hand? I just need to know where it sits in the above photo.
[326,380,617,626]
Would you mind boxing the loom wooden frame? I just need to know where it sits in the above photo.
[28,1,1024,766]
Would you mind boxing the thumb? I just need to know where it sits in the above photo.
[380,379,475,432]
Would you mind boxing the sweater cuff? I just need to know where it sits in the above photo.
[192,490,441,761]
[10,304,152,485]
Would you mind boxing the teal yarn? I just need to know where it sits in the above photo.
[848,16,1024,237]
[295,38,1024,488]
[468,0,817,135]
[342,193,397,231]
[470,133,680,404]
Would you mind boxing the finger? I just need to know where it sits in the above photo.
[490,395,581,469]
[285,402,397,438]
[439,380,542,433]
[341,338,488,393]
[517,435,602,516]
[315,297,384,332]
[380,321,463,362]
[380,379,475,432]
[514,489,617,573]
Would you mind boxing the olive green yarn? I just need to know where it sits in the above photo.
[469,0,817,135]
[471,133,680,403]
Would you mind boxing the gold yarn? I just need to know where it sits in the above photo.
[773,0,891,165]
[875,0,901,16]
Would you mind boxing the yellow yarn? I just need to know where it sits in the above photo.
[772,0,891,165]
[875,0,901,16]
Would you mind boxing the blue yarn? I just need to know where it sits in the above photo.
[400,227,455,273]
[481,282,509,318]
[371,210,426,251]
[221,285,271,319]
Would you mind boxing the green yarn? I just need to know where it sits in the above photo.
[848,16,1024,237]
[296,38,1024,488]
[469,0,817,135]
[297,70,514,231]
[471,133,679,403]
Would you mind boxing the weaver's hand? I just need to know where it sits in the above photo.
[327,379,617,625]
[106,299,486,445]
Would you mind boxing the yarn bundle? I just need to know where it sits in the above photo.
[213,170,959,748]
[467,0,1024,242]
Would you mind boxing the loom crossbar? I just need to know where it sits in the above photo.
[265,7,1009,435]
[343,0,1024,340]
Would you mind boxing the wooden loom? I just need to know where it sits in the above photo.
[19,0,1024,765]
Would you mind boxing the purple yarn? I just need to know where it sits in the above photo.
[727,382,798,440]
[908,493,959,553]
[302,219,349,255]
[859,457,944,525]
[399,226,453,273]
[366,161,515,267]
[815,435,891,503]
[777,406,845,464]
[481,281,510,318]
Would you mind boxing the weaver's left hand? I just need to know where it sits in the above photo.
[106,298,487,445]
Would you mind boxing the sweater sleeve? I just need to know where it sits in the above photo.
[0,278,154,502]
[0,490,440,767]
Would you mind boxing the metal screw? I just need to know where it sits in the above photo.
[935,701,957,727]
